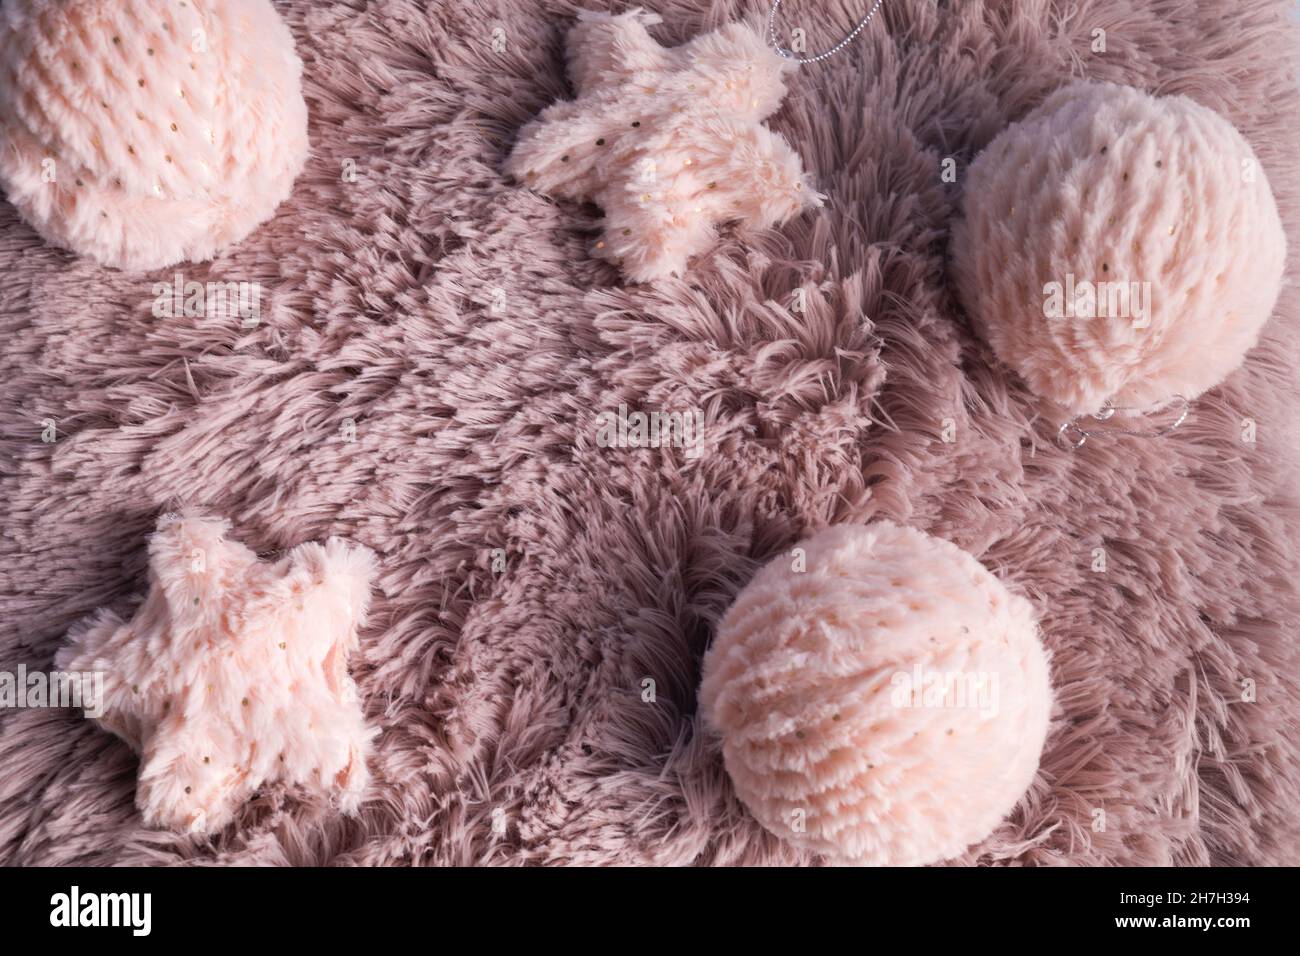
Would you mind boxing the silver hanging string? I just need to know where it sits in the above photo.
[768,0,885,65]
[1058,395,1190,449]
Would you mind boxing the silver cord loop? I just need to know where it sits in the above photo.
[768,0,885,65]
[1057,395,1190,448]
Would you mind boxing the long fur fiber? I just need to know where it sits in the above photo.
[2,0,1298,866]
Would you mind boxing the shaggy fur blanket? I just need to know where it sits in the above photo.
[1,0,1297,866]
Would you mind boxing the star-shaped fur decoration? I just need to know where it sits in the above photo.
[506,8,823,282]
[56,513,378,835]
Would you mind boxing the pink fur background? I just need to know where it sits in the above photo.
[2,0,1298,865]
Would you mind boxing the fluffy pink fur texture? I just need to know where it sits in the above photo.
[1,0,1299,866]
[55,513,377,835]
[701,522,1051,866]
[0,0,309,271]
[951,80,1287,417]
[505,9,822,281]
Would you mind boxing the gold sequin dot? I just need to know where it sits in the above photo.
[138,78,145,87]
[171,122,178,131]
[595,241,605,249]
[165,155,172,163]
[112,36,121,45]
[241,697,249,706]
[708,182,717,189]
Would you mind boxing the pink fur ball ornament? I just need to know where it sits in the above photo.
[0,0,309,271]
[700,522,1052,866]
[951,80,1287,418]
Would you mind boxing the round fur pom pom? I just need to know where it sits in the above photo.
[950,80,1286,416]
[700,522,1052,866]
[0,0,309,270]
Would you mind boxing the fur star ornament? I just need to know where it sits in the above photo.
[505,8,824,282]
[56,513,379,835]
